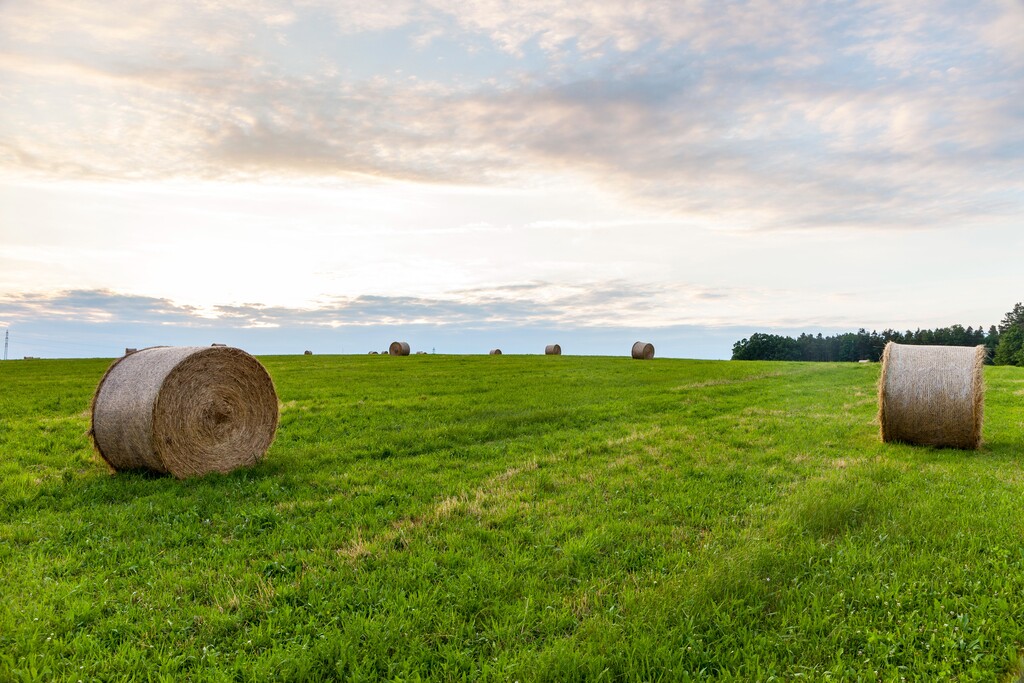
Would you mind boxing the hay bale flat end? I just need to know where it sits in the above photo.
[91,346,279,478]
[878,342,985,450]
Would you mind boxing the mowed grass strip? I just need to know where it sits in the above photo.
[1,355,1023,681]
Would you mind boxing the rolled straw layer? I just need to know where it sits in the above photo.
[91,346,278,478]
[631,341,655,360]
[878,342,985,450]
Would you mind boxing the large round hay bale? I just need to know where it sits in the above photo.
[303,350,312,356]
[631,341,655,360]
[878,342,985,449]
[389,341,411,356]
[545,344,561,355]
[90,346,279,478]
[489,349,502,355]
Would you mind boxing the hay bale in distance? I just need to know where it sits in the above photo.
[415,351,427,355]
[211,343,227,347]
[489,349,502,355]
[124,347,138,356]
[631,341,655,360]
[369,351,379,355]
[389,341,411,356]
[545,344,561,355]
[878,342,985,450]
[303,350,313,356]
[91,346,279,478]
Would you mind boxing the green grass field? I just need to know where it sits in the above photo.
[2,354,1023,681]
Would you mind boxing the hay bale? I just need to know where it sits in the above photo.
[304,350,312,356]
[369,351,379,355]
[90,346,279,478]
[124,347,138,356]
[631,341,655,360]
[545,344,561,355]
[389,341,411,356]
[415,351,427,355]
[878,342,985,450]
[211,343,227,347]
[489,349,502,355]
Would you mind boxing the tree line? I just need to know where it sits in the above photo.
[732,302,1024,366]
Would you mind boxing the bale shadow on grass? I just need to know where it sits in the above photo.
[55,457,292,510]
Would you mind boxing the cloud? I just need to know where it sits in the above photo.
[0,1,1020,230]
[978,0,1024,66]
[0,282,756,332]
[0,290,203,325]
[3,275,900,334]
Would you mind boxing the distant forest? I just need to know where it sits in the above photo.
[731,303,1024,366]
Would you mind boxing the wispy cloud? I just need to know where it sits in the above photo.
[0,290,203,325]
[1,1,1020,230]
[0,281,898,333]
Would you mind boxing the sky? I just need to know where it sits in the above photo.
[1,0,1022,359]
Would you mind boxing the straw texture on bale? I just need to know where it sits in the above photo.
[545,344,561,355]
[91,346,279,478]
[878,342,985,450]
[631,341,655,360]
[389,341,411,356]
[490,349,502,355]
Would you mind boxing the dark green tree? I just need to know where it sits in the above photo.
[998,303,1024,332]
[993,325,1024,366]
[992,303,1024,366]
[731,333,801,361]
[984,325,1000,361]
